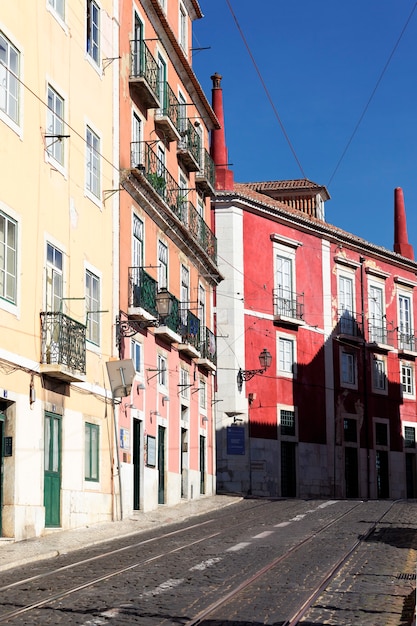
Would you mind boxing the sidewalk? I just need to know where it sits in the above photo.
[0,494,241,573]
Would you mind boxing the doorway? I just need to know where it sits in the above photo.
[158,426,165,504]
[44,411,61,527]
[133,419,142,510]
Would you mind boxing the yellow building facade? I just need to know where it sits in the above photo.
[0,1,119,539]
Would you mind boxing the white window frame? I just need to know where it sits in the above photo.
[0,31,20,129]
[86,268,101,346]
[131,110,142,167]
[0,209,17,306]
[158,240,168,289]
[86,0,100,65]
[85,124,101,201]
[46,242,63,312]
[199,379,206,410]
[179,3,187,52]
[368,279,386,344]
[372,355,387,394]
[398,290,414,351]
[338,271,355,335]
[46,84,65,167]
[48,0,65,21]
[278,334,295,377]
[340,348,357,389]
[401,361,414,397]
[180,264,189,325]
[131,339,142,373]
[157,354,167,387]
[278,405,298,441]
[180,367,189,400]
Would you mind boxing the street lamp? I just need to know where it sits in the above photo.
[155,288,173,319]
[237,348,272,392]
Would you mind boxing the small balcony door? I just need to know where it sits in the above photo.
[44,412,61,527]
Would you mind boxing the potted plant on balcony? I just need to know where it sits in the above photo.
[147,172,166,197]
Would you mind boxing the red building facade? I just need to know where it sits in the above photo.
[212,78,417,499]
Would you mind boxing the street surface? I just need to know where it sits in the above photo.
[0,498,415,625]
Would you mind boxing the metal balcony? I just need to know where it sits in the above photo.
[196,326,217,371]
[155,81,181,142]
[336,309,364,339]
[368,320,395,349]
[131,142,217,263]
[398,331,416,354]
[195,148,215,195]
[129,40,160,109]
[177,119,201,172]
[273,290,304,325]
[128,267,158,322]
[178,310,200,358]
[40,312,86,382]
[154,293,182,344]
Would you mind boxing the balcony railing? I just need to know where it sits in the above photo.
[179,310,200,349]
[160,293,181,334]
[195,148,215,193]
[368,320,395,346]
[40,312,86,374]
[273,290,304,321]
[199,326,217,365]
[131,142,217,263]
[177,119,201,171]
[155,81,181,141]
[398,331,416,352]
[336,309,363,338]
[128,267,158,317]
[129,40,159,109]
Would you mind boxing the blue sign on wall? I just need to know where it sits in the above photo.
[227,426,245,455]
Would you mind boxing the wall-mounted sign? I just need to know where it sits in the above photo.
[3,436,12,457]
[146,435,156,467]
[120,428,130,450]
[227,426,245,455]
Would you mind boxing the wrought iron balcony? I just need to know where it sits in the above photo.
[154,293,182,344]
[368,320,395,348]
[177,119,201,172]
[196,326,217,371]
[129,40,160,109]
[178,310,200,357]
[398,331,416,353]
[336,309,364,339]
[273,290,304,324]
[128,267,158,321]
[155,81,181,142]
[195,148,215,195]
[131,142,217,263]
[40,312,86,382]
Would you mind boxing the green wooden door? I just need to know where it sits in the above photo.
[44,412,61,527]
[158,426,165,504]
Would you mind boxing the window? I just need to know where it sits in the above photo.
[198,284,205,344]
[0,32,19,124]
[158,241,168,289]
[275,255,294,317]
[131,340,141,372]
[85,422,99,481]
[280,410,295,436]
[180,368,189,399]
[157,354,167,387]
[344,418,357,443]
[199,380,206,409]
[157,55,167,112]
[369,284,385,343]
[131,112,142,167]
[279,337,294,374]
[46,86,64,165]
[0,211,17,304]
[375,422,388,447]
[48,0,65,20]
[132,214,143,269]
[86,0,100,64]
[86,270,100,344]
[341,350,356,386]
[46,243,63,311]
[86,126,100,198]
[179,4,187,51]
[399,293,414,350]
[401,362,414,396]
[405,426,416,449]
[372,357,386,392]
[339,275,354,334]
[180,265,189,325]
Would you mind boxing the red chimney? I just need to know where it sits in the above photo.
[210,73,234,190]
[394,187,414,260]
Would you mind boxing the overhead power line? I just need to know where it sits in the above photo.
[225,0,307,179]
[327,1,417,188]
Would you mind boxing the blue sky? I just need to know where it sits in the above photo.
[193,1,417,254]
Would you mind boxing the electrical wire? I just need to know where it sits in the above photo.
[225,0,307,179]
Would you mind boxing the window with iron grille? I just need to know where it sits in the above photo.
[0,32,19,124]
[401,363,414,396]
[405,426,416,449]
[344,418,357,443]
[280,410,295,436]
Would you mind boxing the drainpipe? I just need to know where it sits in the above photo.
[360,256,371,499]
